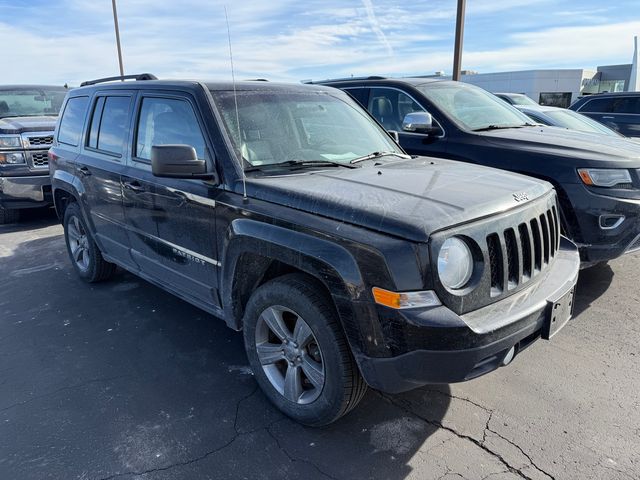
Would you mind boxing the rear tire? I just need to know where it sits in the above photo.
[0,207,20,224]
[63,203,116,282]
[243,274,367,426]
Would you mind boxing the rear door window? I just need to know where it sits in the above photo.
[579,97,615,113]
[57,96,89,146]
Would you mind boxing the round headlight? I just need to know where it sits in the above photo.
[438,237,473,289]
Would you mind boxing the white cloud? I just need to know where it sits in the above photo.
[0,1,635,85]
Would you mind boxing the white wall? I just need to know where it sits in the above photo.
[461,69,597,104]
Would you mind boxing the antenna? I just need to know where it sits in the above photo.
[224,6,247,200]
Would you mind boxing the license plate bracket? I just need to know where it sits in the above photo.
[542,287,575,340]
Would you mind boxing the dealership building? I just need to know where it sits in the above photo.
[459,64,633,107]
[423,37,640,107]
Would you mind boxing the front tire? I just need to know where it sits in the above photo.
[243,274,367,426]
[63,203,116,282]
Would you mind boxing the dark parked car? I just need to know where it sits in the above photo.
[569,92,640,138]
[0,85,67,223]
[516,104,623,137]
[494,92,538,106]
[50,75,579,425]
[316,77,640,265]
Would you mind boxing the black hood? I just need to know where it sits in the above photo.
[480,126,640,166]
[0,116,57,134]
[247,157,551,242]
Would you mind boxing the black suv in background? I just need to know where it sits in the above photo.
[569,92,640,138]
[0,85,67,223]
[50,75,579,425]
[316,77,640,265]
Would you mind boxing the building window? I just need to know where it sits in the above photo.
[539,92,572,108]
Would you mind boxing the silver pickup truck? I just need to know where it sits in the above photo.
[0,85,67,223]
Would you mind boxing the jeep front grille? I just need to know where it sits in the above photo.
[487,206,560,295]
[430,192,562,315]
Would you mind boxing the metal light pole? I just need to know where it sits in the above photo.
[452,0,466,81]
[111,0,125,77]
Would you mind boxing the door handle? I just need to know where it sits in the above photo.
[123,181,145,193]
[602,116,615,120]
[78,166,91,176]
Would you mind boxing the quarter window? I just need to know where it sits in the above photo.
[57,96,89,146]
[135,97,208,161]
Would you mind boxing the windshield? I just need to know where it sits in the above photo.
[416,82,532,131]
[507,94,538,106]
[545,109,621,137]
[210,90,403,168]
[0,87,67,118]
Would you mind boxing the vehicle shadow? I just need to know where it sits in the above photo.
[0,207,58,234]
[0,232,451,480]
[572,263,615,317]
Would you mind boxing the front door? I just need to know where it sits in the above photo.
[122,93,221,307]
[365,87,448,156]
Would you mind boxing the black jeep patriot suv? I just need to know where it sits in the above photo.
[0,85,67,223]
[49,75,580,425]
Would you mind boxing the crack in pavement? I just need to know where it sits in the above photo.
[379,393,557,480]
[98,385,261,480]
[264,425,340,480]
[418,389,557,480]
[0,375,129,413]
[97,384,337,480]
[485,424,556,480]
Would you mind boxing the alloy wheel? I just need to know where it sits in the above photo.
[255,305,325,404]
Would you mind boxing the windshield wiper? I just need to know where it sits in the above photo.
[244,159,358,172]
[349,151,411,164]
[472,124,528,132]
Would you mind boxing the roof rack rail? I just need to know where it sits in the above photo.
[304,75,387,84]
[80,73,158,87]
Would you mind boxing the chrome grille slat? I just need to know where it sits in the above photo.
[504,228,519,290]
[487,233,503,294]
[518,223,533,281]
[540,214,550,264]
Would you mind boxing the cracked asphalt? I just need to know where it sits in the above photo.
[1,209,639,480]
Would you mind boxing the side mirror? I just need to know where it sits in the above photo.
[388,130,400,143]
[151,145,211,179]
[402,112,435,134]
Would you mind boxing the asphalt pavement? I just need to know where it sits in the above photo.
[0,209,638,480]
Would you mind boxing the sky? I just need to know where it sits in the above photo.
[0,0,638,86]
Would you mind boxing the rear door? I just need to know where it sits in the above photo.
[122,92,221,307]
[75,92,135,268]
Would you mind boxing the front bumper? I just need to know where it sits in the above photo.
[356,237,580,393]
[563,183,640,264]
[0,174,52,209]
